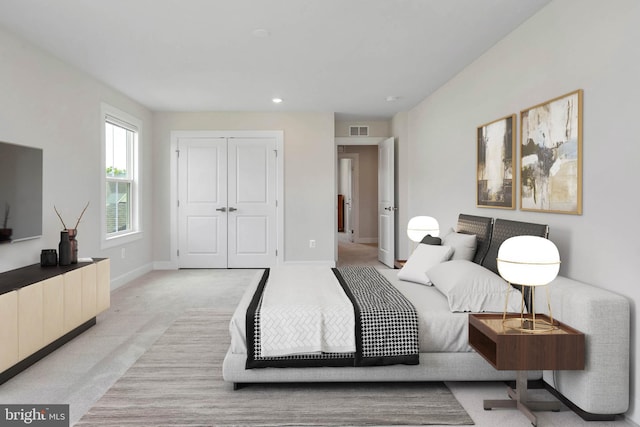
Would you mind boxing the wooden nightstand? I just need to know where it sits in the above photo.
[469,313,585,426]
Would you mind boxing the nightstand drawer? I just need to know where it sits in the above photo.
[469,313,584,371]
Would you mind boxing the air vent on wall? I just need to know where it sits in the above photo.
[349,126,369,136]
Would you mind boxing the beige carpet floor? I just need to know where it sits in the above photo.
[337,240,387,268]
[76,309,474,426]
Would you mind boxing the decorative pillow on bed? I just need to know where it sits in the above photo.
[420,235,442,245]
[427,259,522,312]
[397,243,454,285]
[441,228,477,261]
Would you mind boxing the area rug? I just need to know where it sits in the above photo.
[76,309,474,426]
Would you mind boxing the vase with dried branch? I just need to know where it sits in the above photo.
[54,201,89,264]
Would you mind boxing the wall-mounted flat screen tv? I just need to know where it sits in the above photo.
[0,141,43,243]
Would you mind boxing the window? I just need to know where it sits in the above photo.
[101,103,141,246]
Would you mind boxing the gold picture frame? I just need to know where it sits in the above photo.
[477,114,516,209]
[520,90,583,214]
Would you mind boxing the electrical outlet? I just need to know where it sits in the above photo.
[309,240,316,248]
[121,248,126,259]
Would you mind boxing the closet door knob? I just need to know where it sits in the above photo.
[228,207,238,212]
[216,207,227,212]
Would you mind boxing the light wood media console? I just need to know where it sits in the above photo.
[0,258,110,384]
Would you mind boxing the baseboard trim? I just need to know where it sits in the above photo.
[111,262,153,290]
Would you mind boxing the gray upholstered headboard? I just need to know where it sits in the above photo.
[455,214,550,274]
[455,214,493,265]
[481,218,549,275]
[455,214,549,311]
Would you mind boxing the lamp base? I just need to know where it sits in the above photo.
[502,317,556,334]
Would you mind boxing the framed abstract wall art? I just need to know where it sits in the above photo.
[477,114,515,209]
[520,90,583,214]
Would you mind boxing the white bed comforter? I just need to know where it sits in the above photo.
[258,267,356,357]
[229,268,475,356]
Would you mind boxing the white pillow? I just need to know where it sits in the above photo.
[441,228,477,261]
[397,243,454,285]
[427,259,523,312]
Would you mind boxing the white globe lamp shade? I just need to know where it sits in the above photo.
[497,236,560,286]
[407,216,439,242]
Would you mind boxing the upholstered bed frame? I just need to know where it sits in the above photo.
[222,214,630,420]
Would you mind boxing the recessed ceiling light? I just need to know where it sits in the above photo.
[272,98,283,104]
[386,95,400,102]
[252,28,270,38]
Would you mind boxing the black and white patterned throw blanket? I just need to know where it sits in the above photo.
[246,266,419,369]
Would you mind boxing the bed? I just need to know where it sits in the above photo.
[222,214,630,420]
[224,214,545,379]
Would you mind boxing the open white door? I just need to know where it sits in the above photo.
[378,137,395,267]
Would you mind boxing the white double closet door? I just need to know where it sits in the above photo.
[177,135,277,268]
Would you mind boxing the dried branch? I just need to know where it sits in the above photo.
[3,203,9,229]
[73,201,90,229]
[54,205,68,229]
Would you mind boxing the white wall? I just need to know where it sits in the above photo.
[0,26,154,286]
[151,112,336,265]
[406,0,640,421]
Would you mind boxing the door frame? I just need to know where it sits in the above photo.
[169,130,284,269]
[334,136,394,265]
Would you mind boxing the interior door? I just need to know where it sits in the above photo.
[378,137,395,267]
[227,137,277,268]
[177,137,228,268]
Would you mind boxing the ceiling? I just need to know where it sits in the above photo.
[0,0,551,120]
